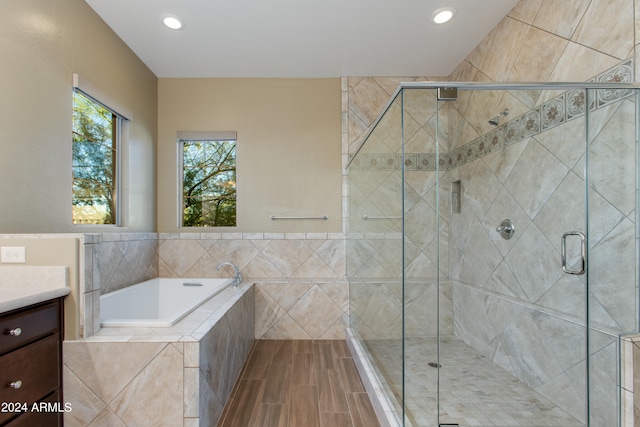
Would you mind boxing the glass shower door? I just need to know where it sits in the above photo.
[425,83,639,427]
[585,86,638,426]
[428,86,592,427]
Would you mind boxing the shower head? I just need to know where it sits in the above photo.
[488,108,509,126]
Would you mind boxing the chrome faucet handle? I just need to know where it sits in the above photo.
[216,262,241,287]
[496,219,515,240]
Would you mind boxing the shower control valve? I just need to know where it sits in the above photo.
[496,219,515,240]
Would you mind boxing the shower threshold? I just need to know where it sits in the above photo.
[363,336,583,427]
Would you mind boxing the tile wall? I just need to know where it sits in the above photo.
[64,283,254,427]
[344,1,640,425]
[620,334,640,426]
[64,340,185,426]
[444,87,636,424]
[18,1,640,425]
[158,233,348,340]
[81,233,158,337]
[444,1,638,423]
[198,286,254,426]
[79,232,348,340]
[346,64,636,427]
[346,86,451,340]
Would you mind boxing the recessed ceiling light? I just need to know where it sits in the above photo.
[162,15,184,30]
[432,8,455,24]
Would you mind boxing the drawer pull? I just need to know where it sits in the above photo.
[9,380,22,389]
[9,328,22,336]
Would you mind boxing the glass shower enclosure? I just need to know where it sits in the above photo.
[346,68,640,427]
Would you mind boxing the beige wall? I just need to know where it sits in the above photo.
[158,78,342,233]
[0,0,157,233]
[0,236,80,339]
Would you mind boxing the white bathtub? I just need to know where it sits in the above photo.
[100,277,233,327]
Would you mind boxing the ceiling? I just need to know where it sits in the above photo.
[85,0,520,78]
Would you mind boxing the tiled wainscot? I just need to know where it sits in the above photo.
[64,282,254,427]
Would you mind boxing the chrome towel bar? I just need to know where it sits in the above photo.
[363,215,401,220]
[269,215,328,220]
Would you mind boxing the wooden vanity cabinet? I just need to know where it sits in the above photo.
[0,298,64,426]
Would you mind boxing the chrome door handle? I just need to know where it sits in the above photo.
[561,231,586,275]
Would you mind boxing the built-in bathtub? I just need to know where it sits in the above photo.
[100,277,233,327]
[64,281,254,427]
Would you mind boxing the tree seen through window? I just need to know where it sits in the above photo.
[182,139,236,227]
[72,90,118,225]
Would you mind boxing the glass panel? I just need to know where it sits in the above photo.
[401,87,440,427]
[435,87,589,426]
[347,92,405,425]
[587,87,638,426]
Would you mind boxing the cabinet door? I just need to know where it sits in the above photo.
[0,334,60,424]
[4,391,63,427]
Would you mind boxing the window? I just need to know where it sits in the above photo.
[72,90,120,225]
[180,132,237,227]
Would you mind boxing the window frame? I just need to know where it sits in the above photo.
[72,88,123,226]
[178,131,238,228]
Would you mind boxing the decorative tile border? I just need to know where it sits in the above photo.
[350,152,442,171]
[350,60,634,171]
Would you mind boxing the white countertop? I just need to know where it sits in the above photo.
[0,266,70,313]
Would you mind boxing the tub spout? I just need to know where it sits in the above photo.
[216,262,242,288]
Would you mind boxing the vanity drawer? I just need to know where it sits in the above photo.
[3,391,62,427]
[0,334,60,425]
[0,302,59,355]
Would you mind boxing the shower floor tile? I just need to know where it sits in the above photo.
[365,336,583,427]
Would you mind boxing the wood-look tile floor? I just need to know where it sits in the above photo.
[218,340,381,427]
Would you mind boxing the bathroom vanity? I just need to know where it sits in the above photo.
[0,266,70,427]
[0,298,65,426]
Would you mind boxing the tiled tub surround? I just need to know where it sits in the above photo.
[64,282,254,427]
[254,279,348,339]
[158,233,348,340]
[80,232,348,340]
[70,231,350,425]
[158,233,345,280]
[82,233,158,337]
